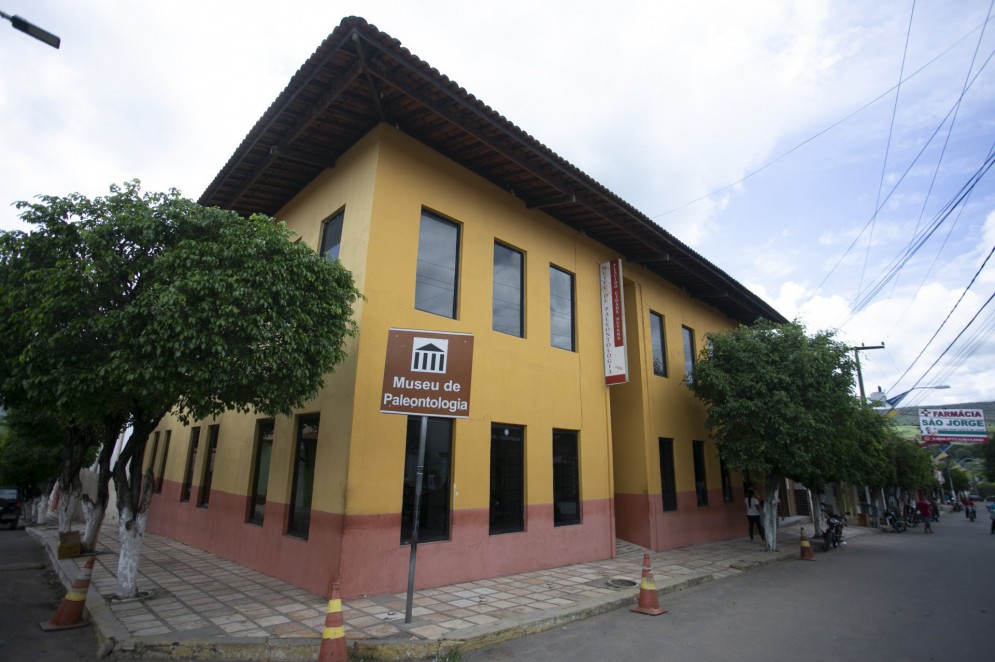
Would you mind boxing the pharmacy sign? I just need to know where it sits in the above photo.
[918,408,988,445]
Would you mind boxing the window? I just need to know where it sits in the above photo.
[319,209,344,261]
[493,242,524,337]
[490,424,525,534]
[197,425,219,508]
[650,311,667,377]
[682,326,696,376]
[180,427,200,503]
[658,438,677,512]
[553,430,580,526]
[549,266,575,351]
[692,440,708,507]
[720,457,733,503]
[288,414,319,539]
[415,210,460,318]
[247,419,274,525]
[147,432,160,474]
[155,431,171,494]
[401,417,453,544]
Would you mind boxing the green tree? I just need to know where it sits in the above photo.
[686,320,867,550]
[0,181,361,598]
[0,407,65,495]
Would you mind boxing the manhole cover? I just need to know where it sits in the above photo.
[607,578,637,589]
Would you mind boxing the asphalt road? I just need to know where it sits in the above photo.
[465,509,994,662]
[0,527,99,662]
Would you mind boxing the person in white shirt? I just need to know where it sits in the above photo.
[745,489,765,541]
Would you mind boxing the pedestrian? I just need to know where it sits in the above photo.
[989,504,995,535]
[745,489,765,541]
[916,500,933,534]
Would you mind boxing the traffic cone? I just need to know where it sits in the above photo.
[631,553,668,616]
[799,527,815,561]
[318,581,348,662]
[40,555,95,631]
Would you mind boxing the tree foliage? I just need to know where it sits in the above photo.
[0,181,362,595]
[0,407,66,494]
[686,320,862,490]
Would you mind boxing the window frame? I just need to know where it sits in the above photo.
[549,265,576,351]
[415,209,461,319]
[552,429,580,527]
[659,438,678,512]
[400,416,454,545]
[489,423,526,535]
[287,414,320,539]
[197,425,219,508]
[155,431,171,494]
[650,311,668,378]
[319,208,345,261]
[692,440,708,507]
[247,419,275,526]
[682,326,696,376]
[180,427,200,503]
[492,240,525,337]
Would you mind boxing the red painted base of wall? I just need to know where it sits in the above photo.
[147,481,615,600]
[615,487,747,551]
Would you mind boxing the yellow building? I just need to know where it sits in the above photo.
[145,17,785,600]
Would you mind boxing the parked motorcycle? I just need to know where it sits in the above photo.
[822,505,848,551]
[883,508,908,533]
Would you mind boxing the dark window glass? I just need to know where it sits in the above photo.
[659,438,677,512]
[650,311,667,377]
[401,417,453,544]
[197,425,219,508]
[490,424,525,534]
[155,431,170,494]
[682,326,696,376]
[288,415,319,539]
[720,457,733,503]
[693,440,708,506]
[549,266,575,351]
[415,211,460,318]
[553,430,580,526]
[248,419,275,525]
[181,427,200,503]
[493,242,524,337]
[147,432,160,475]
[319,210,344,261]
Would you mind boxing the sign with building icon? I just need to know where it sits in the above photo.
[381,328,474,418]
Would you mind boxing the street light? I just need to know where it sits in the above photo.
[1,10,60,49]
[869,384,950,408]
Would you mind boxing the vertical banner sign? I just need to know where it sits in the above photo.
[600,259,628,385]
[918,408,988,445]
[381,329,474,418]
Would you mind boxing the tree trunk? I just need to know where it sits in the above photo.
[35,495,49,525]
[763,477,781,551]
[57,481,81,533]
[80,497,105,553]
[111,414,159,600]
[115,502,149,599]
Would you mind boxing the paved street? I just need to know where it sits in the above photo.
[0,528,99,662]
[464,509,995,662]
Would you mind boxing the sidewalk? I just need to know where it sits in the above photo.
[29,518,871,660]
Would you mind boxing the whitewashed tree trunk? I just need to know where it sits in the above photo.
[57,484,81,533]
[80,497,105,553]
[763,482,780,551]
[36,495,49,524]
[116,505,147,599]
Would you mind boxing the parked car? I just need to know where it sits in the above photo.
[0,487,23,529]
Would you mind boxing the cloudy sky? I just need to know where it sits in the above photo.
[2,1,993,407]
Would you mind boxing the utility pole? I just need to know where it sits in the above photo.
[853,343,885,403]
[852,343,884,527]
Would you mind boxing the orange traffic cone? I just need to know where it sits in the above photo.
[40,555,95,631]
[631,553,668,616]
[799,527,815,561]
[318,581,348,662]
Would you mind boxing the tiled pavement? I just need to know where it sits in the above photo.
[30,517,869,660]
